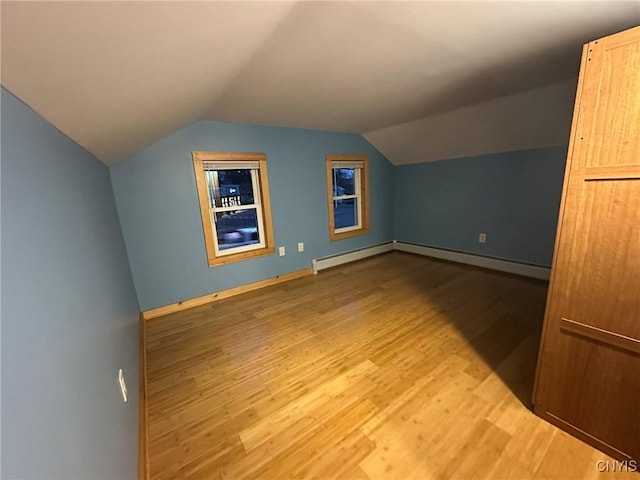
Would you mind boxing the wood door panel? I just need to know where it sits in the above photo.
[559,318,640,355]
[534,26,640,463]
[580,29,640,171]
[539,332,640,460]
[552,180,640,340]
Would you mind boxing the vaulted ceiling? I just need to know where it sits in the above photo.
[2,1,638,165]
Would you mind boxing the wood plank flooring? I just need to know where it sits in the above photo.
[145,252,635,479]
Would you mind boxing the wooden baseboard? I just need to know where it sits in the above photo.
[138,314,149,479]
[142,267,313,320]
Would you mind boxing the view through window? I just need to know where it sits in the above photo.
[193,152,274,266]
[326,155,370,241]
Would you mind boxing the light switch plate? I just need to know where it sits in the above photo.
[118,368,128,403]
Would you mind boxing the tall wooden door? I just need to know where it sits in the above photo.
[533,26,640,462]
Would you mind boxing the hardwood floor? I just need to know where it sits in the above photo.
[145,252,634,479]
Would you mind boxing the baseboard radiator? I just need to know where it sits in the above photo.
[311,241,550,280]
[394,241,550,280]
[312,242,395,274]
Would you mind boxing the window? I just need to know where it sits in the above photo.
[326,154,369,241]
[192,152,274,266]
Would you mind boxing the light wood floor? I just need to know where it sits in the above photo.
[145,252,634,479]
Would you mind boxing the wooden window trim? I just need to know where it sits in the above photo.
[326,154,370,241]
[193,151,275,267]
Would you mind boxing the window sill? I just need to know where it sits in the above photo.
[207,246,275,267]
[329,227,369,242]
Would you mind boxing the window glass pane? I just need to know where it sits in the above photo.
[334,198,358,229]
[207,169,256,208]
[215,208,260,250]
[332,168,355,196]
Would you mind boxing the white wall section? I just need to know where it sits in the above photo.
[364,80,578,165]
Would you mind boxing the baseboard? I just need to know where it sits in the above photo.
[138,315,149,480]
[142,267,313,320]
[142,242,547,319]
[312,242,394,273]
[394,242,551,280]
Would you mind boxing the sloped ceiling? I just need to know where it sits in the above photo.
[1,1,638,165]
[365,79,579,165]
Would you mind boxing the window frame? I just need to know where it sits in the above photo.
[193,151,275,267]
[326,154,370,241]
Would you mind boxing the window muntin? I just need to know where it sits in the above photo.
[193,152,274,266]
[326,155,369,241]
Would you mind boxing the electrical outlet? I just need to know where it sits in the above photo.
[118,368,128,403]
[279,246,286,256]
[298,242,304,252]
[479,233,487,244]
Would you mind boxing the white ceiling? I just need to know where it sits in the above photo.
[1,1,639,165]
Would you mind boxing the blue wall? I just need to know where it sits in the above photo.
[393,147,567,267]
[110,122,395,311]
[1,88,140,479]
